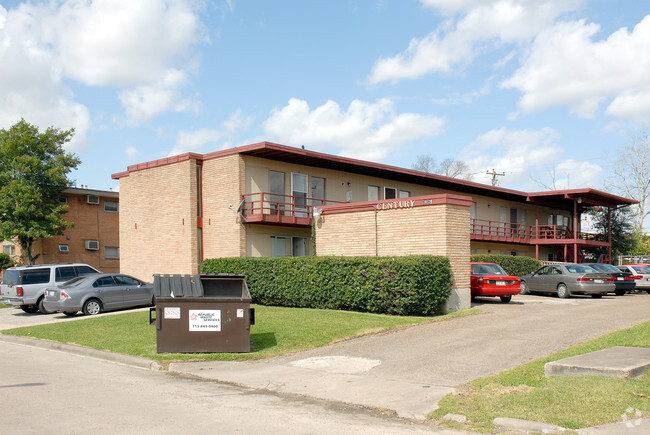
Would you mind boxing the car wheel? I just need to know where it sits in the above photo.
[63,311,78,317]
[614,289,625,296]
[499,295,512,303]
[83,299,102,316]
[37,297,51,314]
[557,284,570,299]
[520,281,530,295]
[20,305,39,314]
[591,294,603,298]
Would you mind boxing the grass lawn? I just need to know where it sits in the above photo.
[0,303,11,309]
[431,320,650,431]
[1,305,479,362]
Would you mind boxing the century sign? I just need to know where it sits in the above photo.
[375,199,415,211]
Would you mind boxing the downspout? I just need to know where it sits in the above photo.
[535,204,539,260]
[374,210,379,257]
[608,207,612,263]
[573,197,578,262]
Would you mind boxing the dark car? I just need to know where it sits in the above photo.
[583,263,636,295]
[43,273,154,316]
[520,263,614,298]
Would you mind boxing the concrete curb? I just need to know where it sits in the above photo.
[493,417,567,433]
[0,334,162,371]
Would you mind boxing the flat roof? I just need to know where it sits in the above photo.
[112,141,636,210]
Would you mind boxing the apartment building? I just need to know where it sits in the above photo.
[11,187,120,273]
[112,141,635,285]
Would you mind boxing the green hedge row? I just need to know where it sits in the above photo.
[470,254,542,276]
[201,256,452,316]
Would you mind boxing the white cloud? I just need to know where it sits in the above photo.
[503,16,650,119]
[125,146,141,161]
[263,98,445,161]
[463,127,603,190]
[606,87,650,126]
[168,110,254,156]
[0,0,203,136]
[368,0,580,84]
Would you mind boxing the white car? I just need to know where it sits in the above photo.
[617,264,650,293]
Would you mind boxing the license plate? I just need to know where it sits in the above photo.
[617,277,624,281]
[594,279,603,284]
[47,290,57,297]
[496,281,506,286]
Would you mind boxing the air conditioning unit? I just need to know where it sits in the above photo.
[85,240,100,251]
[87,195,100,205]
[58,244,69,253]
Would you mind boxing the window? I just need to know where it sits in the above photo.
[269,171,285,215]
[75,265,99,275]
[291,173,309,218]
[85,240,100,250]
[87,195,99,205]
[3,243,15,256]
[114,275,140,286]
[271,236,287,257]
[55,266,76,282]
[105,246,120,259]
[384,187,397,199]
[368,185,379,201]
[292,237,308,257]
[58,244,69,253]
[22,269,51,285]
[311,177,325,207]
[93,276,116,287]
[104,201,119,212]
[59,196,68,204]
[399,190,410,198]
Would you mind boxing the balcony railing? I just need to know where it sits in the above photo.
[470,219,597,242]
[241,192,343,226]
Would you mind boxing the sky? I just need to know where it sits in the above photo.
[1,0,649,195]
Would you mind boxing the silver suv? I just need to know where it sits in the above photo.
[1,263,100,313]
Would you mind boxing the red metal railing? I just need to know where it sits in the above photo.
[241,192,343,225]
[470,219,593,241]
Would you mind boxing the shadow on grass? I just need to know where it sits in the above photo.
[250,332,277,352]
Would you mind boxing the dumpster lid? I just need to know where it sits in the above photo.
[153,274,203,298]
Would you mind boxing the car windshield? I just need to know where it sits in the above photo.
[630,265,650,274]
[590,264,620,273]
[566,265,598,274]
[472,264,507,275]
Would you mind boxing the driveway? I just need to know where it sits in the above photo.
[170,293,650,419]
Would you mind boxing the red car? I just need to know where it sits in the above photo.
[470,262,521,303]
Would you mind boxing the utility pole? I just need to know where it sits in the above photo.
[486,169,505,186]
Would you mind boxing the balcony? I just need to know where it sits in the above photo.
[241,192,343,227]
[470,219,604,244]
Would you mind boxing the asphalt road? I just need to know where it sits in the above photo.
[0,339,456,434]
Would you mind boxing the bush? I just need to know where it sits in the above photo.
[470,254,542,276]
[201,255,453,316]
[0,252,14,271]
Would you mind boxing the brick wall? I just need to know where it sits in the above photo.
[316,195,471,290]
[16,191,119,273]
[201,154,247,259]
[118,160,198,280]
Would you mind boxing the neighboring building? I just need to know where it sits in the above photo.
[12,187,120,273]
[112,141,635,287]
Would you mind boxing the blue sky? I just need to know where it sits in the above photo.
[1,0,649,194]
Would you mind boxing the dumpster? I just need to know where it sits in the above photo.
[150,273,254,353]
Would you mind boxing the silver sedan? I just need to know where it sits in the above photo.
[520,264,614,298]
[43,273,154,316]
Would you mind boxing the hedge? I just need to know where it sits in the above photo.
[470,254,542,276]
[201,256,453,316]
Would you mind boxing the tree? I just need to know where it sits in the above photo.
[607,133,650,233]
[0,119,80,264]
[586,206,634,259]
[412,154,473,180]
